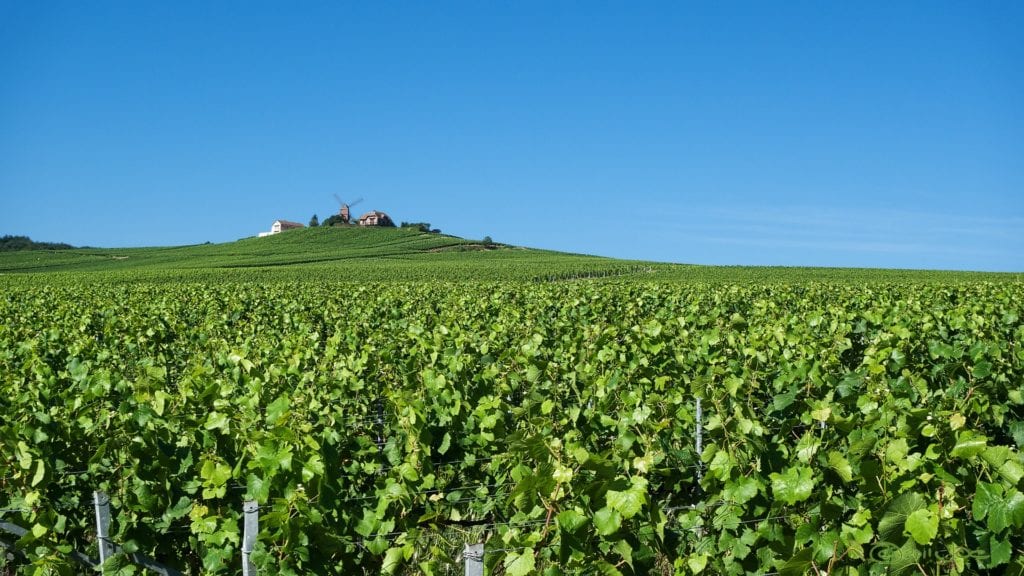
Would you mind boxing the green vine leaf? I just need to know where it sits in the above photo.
[951,431,988,458]
[878,492,926,543]
[686,553,708,574]
[505,549,536,576]
[981,446,1024,485]
[827,451,853,483]
[904,508,938,545]
[381,546,406,575]
[990,538,1012,566]
[606,486,645,519]
[779,548,812,576]
[770,465,815,505]
[593,507,622,536]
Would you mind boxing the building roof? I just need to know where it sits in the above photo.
[358,210,389,220]
[275,220,304,227]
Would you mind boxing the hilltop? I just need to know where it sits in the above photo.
[0,226,1019,283]
[0,226,643,282]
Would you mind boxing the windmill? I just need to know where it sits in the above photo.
[332,195,363,224]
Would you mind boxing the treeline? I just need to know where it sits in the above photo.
[0,235,74,251]
[400,221,441,233]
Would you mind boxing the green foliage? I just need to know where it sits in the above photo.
[0,280,1022,574]
[321,214,346,227]
[904,508,938,545]
[769,465,815,505]
[400,222,433,233]
[0,234,74,251]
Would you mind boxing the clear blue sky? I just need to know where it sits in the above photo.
[2,2,1021,271]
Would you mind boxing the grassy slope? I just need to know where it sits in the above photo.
[0,226,1020,283]
[0,227,471,271]
[0,227,639,282]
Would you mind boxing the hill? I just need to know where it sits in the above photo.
[1,228,1022,575]
[0,226,647,282]
[0,226,1019,283]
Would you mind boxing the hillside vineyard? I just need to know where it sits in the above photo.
[1,281,1023,575]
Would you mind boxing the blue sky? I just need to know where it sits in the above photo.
[1,2,1021,271]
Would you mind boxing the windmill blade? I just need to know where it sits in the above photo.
[349,197,363,208]
[333,194,344,207]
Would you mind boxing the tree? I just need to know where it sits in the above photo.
[400,222,432,233]
[309,214,319,227]
[482,236,493,246]
[322,214,345,227]
[0,235,73,251]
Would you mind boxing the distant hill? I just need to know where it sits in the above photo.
[0,227,1017,283]
[0,235,74,251]
[0,226,648,281]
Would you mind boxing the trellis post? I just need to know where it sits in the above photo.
[93,491,114,569]
[242,501,259,576]
[463,543,484,576]
[695,398,704,482]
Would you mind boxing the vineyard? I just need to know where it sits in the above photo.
[3,227,1020,284]
[1,278,1023,575]
[0,227,637,282]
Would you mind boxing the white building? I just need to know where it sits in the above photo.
[259,220,304,237]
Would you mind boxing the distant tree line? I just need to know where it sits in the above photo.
[313,216,434,230]
[400,222,441,233]
[0,235,74,251]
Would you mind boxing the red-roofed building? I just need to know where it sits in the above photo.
[357,211,394,227]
